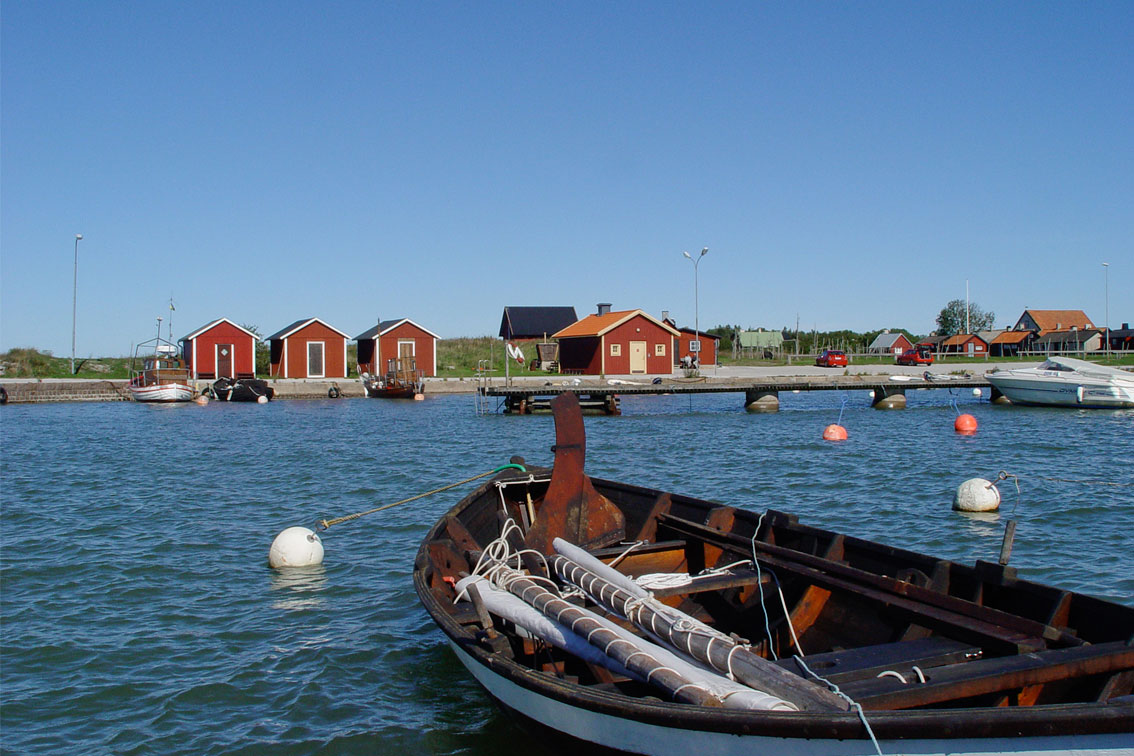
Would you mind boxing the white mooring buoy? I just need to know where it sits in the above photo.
[953,478,1001,512]
[269,526,325,568]
[257,395,269,404]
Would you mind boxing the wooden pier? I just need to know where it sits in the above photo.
[480,375,997,414]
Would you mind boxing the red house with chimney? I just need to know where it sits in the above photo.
[553,305,680,375]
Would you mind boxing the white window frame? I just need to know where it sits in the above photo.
[610,343,621,357]
[307,341,326,378]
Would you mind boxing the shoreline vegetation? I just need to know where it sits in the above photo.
[2,341,1131,382]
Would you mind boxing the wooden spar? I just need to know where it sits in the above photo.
[550,553,849,712]
[524,393,625,554]
[494,567,722,707]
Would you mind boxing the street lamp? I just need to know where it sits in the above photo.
[1103,262,1110,360]
[682,247,708,365]
[71,233,83,375]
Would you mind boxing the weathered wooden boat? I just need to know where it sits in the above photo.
[209,377,274,402]
[414,394,1134,755]
[359,357,423,399]
[128,325,194,403]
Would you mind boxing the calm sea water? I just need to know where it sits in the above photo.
[2,391,1132,755]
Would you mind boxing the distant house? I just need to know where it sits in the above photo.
[1032,329,1102,354]
[267,318,349,379]
[919,334,948,352]
[499,306,579,340]
[354,318,439,377]
[1013,309,1094,335]
[1105,323,1134,352]
[989,330,1034,357]
[737,329,785,357]
[180,318,258,380]
[554,304,680,375]
[941,333,989,356]
[867,331,913,355]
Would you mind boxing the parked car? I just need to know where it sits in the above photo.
[896,346,934,366]
[816,349,848,367]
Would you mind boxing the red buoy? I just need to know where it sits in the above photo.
[954,414,978,434]
[822,424,848,441]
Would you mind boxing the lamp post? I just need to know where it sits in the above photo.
[71,233,83,375]
[682,247,708,365]
[1103,262,1110,360]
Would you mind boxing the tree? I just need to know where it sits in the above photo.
[935,300,995,336]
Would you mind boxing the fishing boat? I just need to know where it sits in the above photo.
[128,323,194,403]
[414,394,1134,755]
[985,357,1134,409]
[359,358,423,399]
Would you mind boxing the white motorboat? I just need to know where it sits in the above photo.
[985,356,1134,409]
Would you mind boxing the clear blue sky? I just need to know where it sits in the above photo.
[2,1,1131,356]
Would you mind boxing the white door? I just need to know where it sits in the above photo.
[629,341,647,374]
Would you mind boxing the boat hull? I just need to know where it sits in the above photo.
[448,639,1133,756]
[127,383,194,402]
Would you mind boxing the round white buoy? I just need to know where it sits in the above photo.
[257,395,269,404]
[867,390,875,399]
[952,478,1000,512]
[972,388,982,398]
[194,395,209,405]
[269,527,324,568]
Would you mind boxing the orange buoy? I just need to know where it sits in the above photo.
[954,414,978,434]
[822,424,848,441]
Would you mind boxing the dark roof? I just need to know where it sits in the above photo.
[266,317,350,340]
[499,306,578,339]
[354,318,440,341]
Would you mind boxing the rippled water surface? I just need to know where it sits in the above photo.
[2,392,1132,754]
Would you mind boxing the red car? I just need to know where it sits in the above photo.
[896,346,934,366]
[816,349,848,367]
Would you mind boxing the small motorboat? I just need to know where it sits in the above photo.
[985,356,1134,409]
[209,377,274,402]
[128,321,194,403]
[359,358,423,399]
[414,393,1133,755]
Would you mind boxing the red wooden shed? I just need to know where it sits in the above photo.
[941,333,989,356]
[553,306,680,375]
[180,318,258,380]
[267,318,349,378]
[354,318,440,377]
[675,326,719,367]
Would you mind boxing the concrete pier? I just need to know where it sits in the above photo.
[744,389,779,412]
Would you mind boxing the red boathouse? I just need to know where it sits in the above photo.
[180,318,258,379]
[354,318,440,377]
[553,305,680,375]
[267,318,350,379]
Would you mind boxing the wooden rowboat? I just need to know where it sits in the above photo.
[359,357,423,399]
[414,394,1134,755]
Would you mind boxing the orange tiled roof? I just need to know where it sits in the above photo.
[991,330,1032,344]
[1022,309,1093,333]
[942,333,988,347]
[553,310,680,339]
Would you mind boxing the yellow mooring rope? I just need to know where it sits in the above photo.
[318,464,526,530]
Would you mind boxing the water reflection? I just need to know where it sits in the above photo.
[269,564,327,611]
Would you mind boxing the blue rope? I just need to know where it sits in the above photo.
[836,394,849,426]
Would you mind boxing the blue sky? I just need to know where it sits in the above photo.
[2,1,1130,356]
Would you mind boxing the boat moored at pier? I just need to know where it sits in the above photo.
[414,393,1134,755]
[986,357,1134,409]
[128,325,194,403]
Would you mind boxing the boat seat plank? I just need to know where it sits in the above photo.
[656,512,1075,652]
[773,637,982,685]
[840,641,1134,710]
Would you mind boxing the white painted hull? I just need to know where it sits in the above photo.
[128,383,194,402]
[449,641,1132,756]
[986,374,1134,408]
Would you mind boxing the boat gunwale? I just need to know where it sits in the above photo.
[413,472,1134,741]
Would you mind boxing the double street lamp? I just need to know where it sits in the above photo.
[682,247,709,364]
[71,233,83,375]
